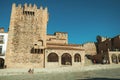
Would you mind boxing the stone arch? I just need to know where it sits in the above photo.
[61,53,72,65]
[0,58,4,68]
[111,54,118,64]
[74,53,81,62]
[102,54,108,64]
[38,40,43,46]
[47,53,58,62]
[118,54,120,63]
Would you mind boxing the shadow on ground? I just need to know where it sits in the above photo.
[76,78,120,80]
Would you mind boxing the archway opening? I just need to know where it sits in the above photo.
[61,53,72,65]
[102,54,109,64]
[74,54,81,62]
[0,58,4,69]
[47,53,58,62]
[111,54,118,64]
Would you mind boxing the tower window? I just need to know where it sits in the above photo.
[41,49,43,53]
[23,11,35,16]
[31,48,43,54]
[35,49,38,53]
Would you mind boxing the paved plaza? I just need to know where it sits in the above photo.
[0,64,120,80]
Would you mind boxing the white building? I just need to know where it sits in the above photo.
[0,28,8,68]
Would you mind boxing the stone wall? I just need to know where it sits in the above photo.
[6,53,44,68]
[47,32,68,44]
[111,35,120,50]
[83,42,97,55]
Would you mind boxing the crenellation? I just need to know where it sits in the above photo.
[12,3,49,13]
[33,4,37,9]
[40,6,43,10]
[24,3,27,8]
[12,3,16,8]
[18,4,22,8]
[44,7,48,12]
[29,3,32,7]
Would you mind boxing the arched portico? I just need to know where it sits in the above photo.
[45,49,85,68]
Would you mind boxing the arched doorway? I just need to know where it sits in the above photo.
[118,54,120,63]
[74,53,81,62]
[47,53,58,62]
[61,53,72,65]
[102,55,108,64]
[0,58,4,69]
[111,54,118,64]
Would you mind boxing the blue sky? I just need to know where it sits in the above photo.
[0,0,120,44]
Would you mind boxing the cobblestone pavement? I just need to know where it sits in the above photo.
[0,64,120,80]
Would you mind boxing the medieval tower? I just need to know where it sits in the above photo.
[5,3,49,68]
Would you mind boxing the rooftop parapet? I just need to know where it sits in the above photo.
[12,3,47,10]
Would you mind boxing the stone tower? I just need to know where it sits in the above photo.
[5,3,48,68]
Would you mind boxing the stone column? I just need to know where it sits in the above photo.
[109,53,112,64]
[43,49,45,68]
[81,52,85,66]
[72,53,74,66]
[44,50,48,68]
[117,54,119,64]
[59,55,61,66]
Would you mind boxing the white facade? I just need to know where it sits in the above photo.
[0,33,8,59]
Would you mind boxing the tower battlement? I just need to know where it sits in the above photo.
[12,3,48,13]
[10,3,49,26]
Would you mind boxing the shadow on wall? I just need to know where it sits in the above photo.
[76,78,120,80]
